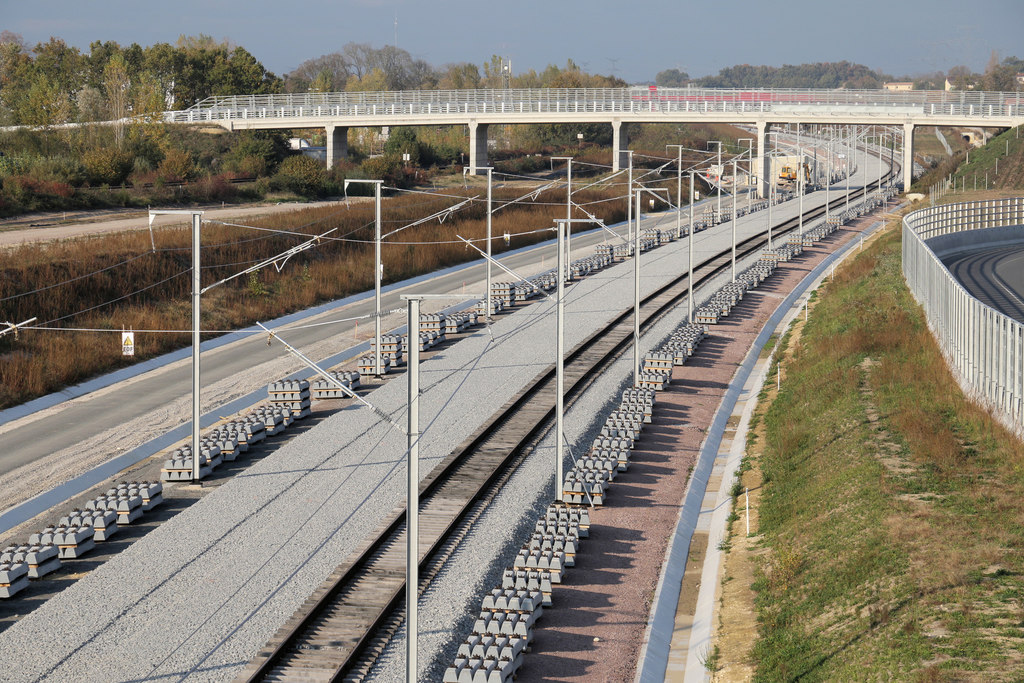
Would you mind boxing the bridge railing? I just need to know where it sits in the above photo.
[164,87,1024,123]
[903,198,1024,434]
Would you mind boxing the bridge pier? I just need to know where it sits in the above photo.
[612,120,629,172]
[326,125,348,169]
[469,121,488,174]
[756,121,770,199]
[903,122,915,191]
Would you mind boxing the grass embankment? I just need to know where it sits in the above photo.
[728,219,1024,680]
[914,126,971,162]
[0,185,627,409]
[953,125,1024,191]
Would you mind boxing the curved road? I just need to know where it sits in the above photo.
[943,244,1024,323]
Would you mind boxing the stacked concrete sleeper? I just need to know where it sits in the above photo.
[0,481,163,598]
[441,190,892,679]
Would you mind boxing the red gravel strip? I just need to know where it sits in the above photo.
[517,212,890,681]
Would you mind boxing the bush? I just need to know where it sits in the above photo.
[226,131,284,176]
[28,156,87,186]
[193,174,237,202]
[361,154,406,186]
[272,154,329,196]
[82,147,133,185]
[157,147,197,182]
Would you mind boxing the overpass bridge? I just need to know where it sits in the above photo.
[165,86,1024,193]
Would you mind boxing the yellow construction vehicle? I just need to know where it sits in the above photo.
[778,163,811,189]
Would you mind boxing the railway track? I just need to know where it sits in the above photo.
[239,167,897,682]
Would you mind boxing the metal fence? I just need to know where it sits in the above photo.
[903,198,1024,434]
[164,86,1024,123]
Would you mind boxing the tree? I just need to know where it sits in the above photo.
[310,68,333,93]
[438,62,481,90]
[383,126,421,164]
[946,65,976,90]
[346,67,388,92]
[285,52,352,92]
[656,68,689,87]
[104,53,130,146]
[32,38,84,99]
[20,75,72,126]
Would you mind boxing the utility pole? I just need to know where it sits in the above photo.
[633,189,642,386]
[825,127,831,227]
[766,134,775,251]
[555,219,566,501]
[345,179,385,376]
[845,126,852,215]
[150,210,204,482]
[732,158,738,281]
[626,150,634,242]
[552,157,574,279]
[688,171,695,323]
[667,145,686,239]
[486,168,493,321]
[708,141,722,224]
[405,295,420,683]
[797,128,804,240]
[738,137,754,216]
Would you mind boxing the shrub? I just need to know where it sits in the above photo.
[226,131,284,176]
[361,154,406,186]
[82,147,133,185]
[273,154,329,196]
[28,156,87,186]
[157,147,197,182]
[193,175,236,202]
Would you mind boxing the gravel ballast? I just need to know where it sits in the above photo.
[0,168,871,681]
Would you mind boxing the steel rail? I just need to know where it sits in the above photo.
[242,161,897,682]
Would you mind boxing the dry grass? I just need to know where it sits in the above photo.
[0,186,626,408]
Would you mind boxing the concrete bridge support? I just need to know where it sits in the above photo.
[326,125,348,169]
[756,120,770,199]
[903,122,915,190]
[469,121,489,174]
[612,120,629,172]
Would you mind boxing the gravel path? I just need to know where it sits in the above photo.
[0,167,866,681]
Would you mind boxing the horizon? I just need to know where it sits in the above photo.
[3,0,1021,85]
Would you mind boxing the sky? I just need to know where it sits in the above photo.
[2,0,1022,84]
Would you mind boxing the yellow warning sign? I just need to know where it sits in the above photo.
[122,331,135,356]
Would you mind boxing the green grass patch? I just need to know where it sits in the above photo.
[749,223,1024,681]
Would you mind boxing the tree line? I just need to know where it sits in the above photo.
[656,55,1024,91]
[0,32,281,126]
[0,33,625,127]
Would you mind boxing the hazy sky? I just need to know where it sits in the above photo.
[3,0,1022,83]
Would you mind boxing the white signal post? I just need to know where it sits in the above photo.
[345,179,385,376]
